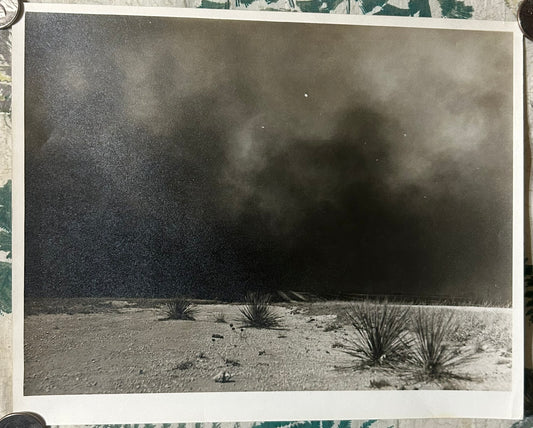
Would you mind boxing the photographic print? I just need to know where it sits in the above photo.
[11,4,523,424]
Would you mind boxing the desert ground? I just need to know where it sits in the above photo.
[23,298,512,395]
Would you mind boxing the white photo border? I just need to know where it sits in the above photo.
[11,4,524,424]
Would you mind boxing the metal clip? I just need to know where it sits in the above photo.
[0,412,46,428]
[519,0,533,41]
[0,0,21,30]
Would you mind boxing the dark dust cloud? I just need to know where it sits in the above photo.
[24,13,514,303]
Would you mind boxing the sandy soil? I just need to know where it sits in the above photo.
[23,301,512,395]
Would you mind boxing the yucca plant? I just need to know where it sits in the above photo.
[343,301,411,367]
[239,292,281,328]
[164,297,197,320]
[410,310,470,380]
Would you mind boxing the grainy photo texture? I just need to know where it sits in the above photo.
[22,10,516,399]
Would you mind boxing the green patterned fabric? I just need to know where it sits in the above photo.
[55,421,394,428]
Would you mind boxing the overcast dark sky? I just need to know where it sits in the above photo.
[24,12,514,303]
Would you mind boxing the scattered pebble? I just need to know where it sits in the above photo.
[213,371,232,383]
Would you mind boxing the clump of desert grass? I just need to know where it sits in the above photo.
[369,378,391,389]
[343,300,411,367]
[445,309,510,351]
[239,292,281,328]
[323,319,343,332]
[214,312,227,323]
[336,300,508,387]
[173,359,194,370]
[163,297,197,320]
[409,309,472,381]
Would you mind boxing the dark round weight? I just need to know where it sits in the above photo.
[0,413,46,428]
[519,0,533,42]
[0,0,21,30]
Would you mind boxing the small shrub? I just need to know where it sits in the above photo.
[410,310,471,380]
[343,301,411,367]
[445,312,485,345]
[473,340,485,354]
[164,297,197,320]
[173,360,194,370]
[214,312,227,323]
[369,378,391,389]
[500,348,512,358]
[225,358,241,367]
[323,320,343,332]
[239,292,281,328]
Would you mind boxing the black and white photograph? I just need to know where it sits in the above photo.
[11,4,523,423]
